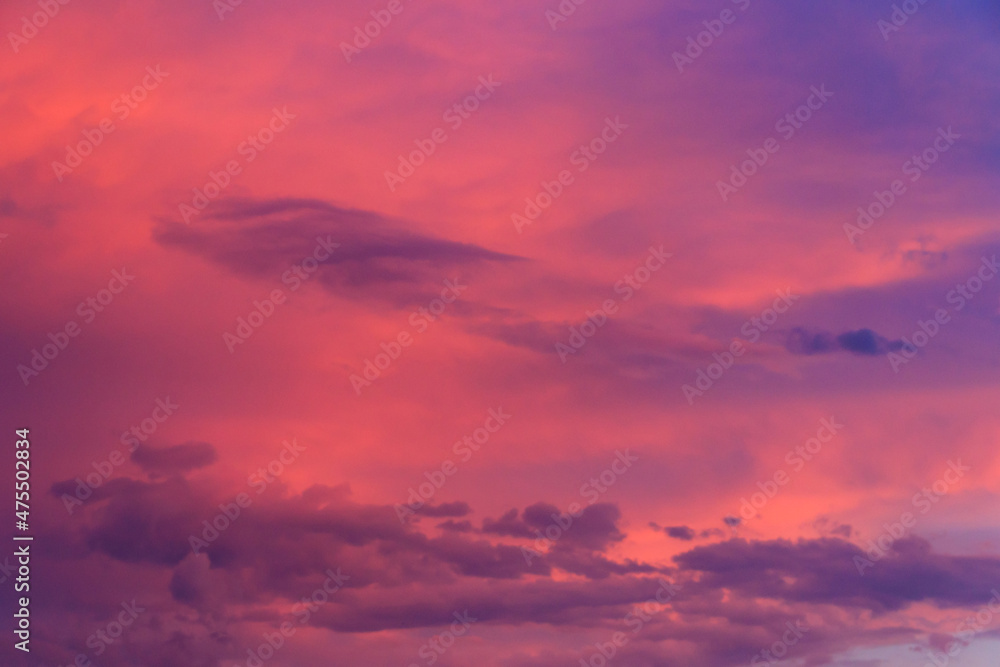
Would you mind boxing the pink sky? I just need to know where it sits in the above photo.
[2,0,1000,665]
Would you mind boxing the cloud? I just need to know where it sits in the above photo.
[664,525,696,541]
[786,327,906,356]
[482,508,535,538]
[131,441,218,477]
[33,459,1000,665]
[675,536,1000,612]
[80,476,209,566]
[437,519,474,533]
[60,465,643,592]
[153,197,523,305]
[484,503,626,552]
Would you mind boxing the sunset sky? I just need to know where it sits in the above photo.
[2,1,1000,665]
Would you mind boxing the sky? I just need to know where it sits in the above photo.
[1,0,1000,665]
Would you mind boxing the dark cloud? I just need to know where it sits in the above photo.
[50,476,135,511]
[482,508,535,538]
[466,318,562,355]
[30,466,1000,666]
[436,519,474,533]
[544,549,660,580]
[153,197,523,305]
[837,329,896,355]
[302,573,683,635]
[59,468,643,594]
[786,327,906,356]
[786,328,838,355]
[132,441,218,477]
[81,477,209,566]
[675,536,1000,612]
[484,503,625,552]
[664,525,696,541]
[830,525,853,538]
[814,517,855,539]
